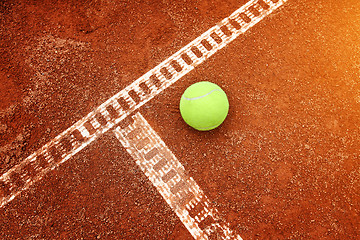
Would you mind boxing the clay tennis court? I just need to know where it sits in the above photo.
[1,0,359,239]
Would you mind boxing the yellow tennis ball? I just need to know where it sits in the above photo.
[180,81,229,131]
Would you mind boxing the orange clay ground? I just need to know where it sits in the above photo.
[1,0,359,239]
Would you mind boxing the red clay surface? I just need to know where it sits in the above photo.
[1,0,360,239]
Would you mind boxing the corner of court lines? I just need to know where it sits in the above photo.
[1,0,288,239]
[113,112,243,240]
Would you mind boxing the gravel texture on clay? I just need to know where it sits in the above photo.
[1,0,360,239]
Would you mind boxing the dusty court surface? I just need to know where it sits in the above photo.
[1,0,360,239]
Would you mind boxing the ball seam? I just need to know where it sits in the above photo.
[182,89,222,101]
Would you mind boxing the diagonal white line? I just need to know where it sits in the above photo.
[114,112,243,240]
[0,0,287,208]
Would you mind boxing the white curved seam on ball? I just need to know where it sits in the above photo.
[183,89,221,101]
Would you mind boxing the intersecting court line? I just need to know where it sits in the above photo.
[114,112,242,240]
[0,0,287,220]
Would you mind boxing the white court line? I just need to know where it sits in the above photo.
[0,0,287,208]
[114,112,242,240]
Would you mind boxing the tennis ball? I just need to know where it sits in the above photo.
[180,81,229,131]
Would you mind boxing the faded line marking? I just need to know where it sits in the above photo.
[0,0,287,208]
[114,112,243,240]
